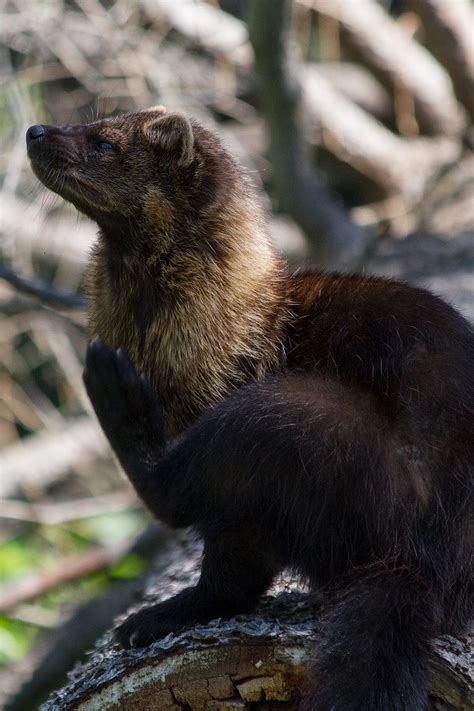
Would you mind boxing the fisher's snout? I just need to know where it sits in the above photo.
[26,123,80,156]
[26,124,45,146]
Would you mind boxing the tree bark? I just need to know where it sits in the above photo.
[39,536,473,711]
[248,0,371,271]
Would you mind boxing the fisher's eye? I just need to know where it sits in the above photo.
[96,140,115,151]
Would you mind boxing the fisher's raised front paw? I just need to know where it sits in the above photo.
[83,337,164,449]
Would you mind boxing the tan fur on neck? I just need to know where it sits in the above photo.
[87,190,289,436]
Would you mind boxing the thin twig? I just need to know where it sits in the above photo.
[0,263,86,309]
[0,537,133,614]
[0,492,138,525]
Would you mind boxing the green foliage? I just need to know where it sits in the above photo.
[0,617,38,664]
[0,510,147,665]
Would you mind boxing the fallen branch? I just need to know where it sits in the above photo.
[0,416,109,498]
[141,0,251,67]
[304,0,466,135]
[302,69,461,201]
[407,0,474,121]
[309,62,391,120]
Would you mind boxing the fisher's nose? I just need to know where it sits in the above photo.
[26,125,45,146]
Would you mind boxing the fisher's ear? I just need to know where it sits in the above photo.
[143,113,194,166]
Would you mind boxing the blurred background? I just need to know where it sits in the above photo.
[0,0,472,708]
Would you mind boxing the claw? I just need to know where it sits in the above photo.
[129,631,140,648]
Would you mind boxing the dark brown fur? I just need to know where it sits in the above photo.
[27,108,473,710]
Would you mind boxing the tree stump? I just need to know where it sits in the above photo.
[40,535,473,710]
